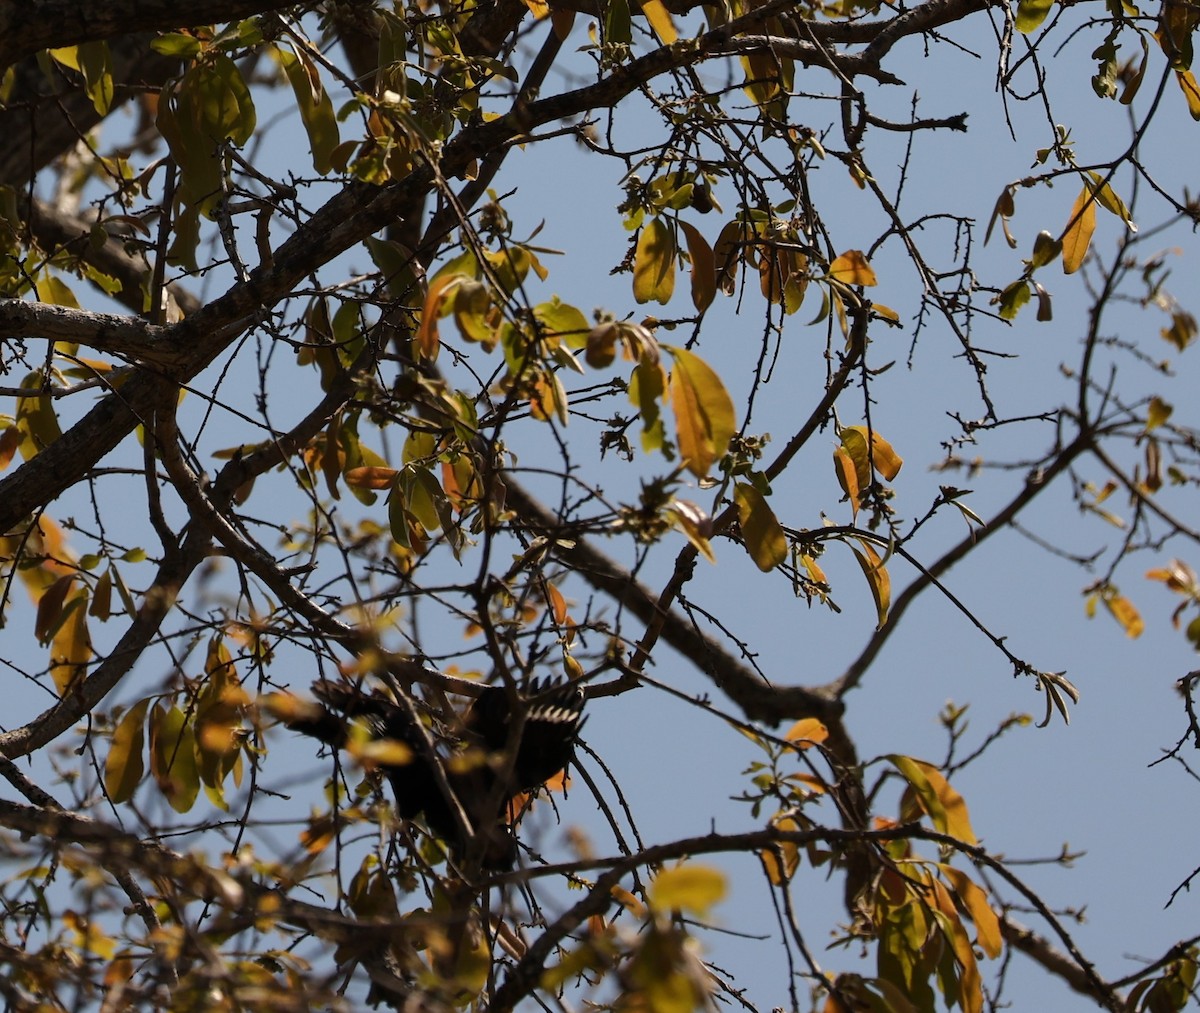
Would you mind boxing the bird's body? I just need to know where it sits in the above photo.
[279,677,585,868]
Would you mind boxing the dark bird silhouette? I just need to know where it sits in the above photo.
[275,677,585,868]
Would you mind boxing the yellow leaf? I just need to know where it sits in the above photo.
[734,482,788,571]
[800,553,827,584]
[105,699,151,804]
[940,866,1003,959]
[851,538,890,629]
[761,815,803,885]
[828,250,877,286]
[833,445,860,515]
[1177,69,1200,119]
[887,755,977,845]
[667,347,736,477]
[640,0,678,42]
[784,717,829,747]
[633,217,676,305]
[1062,187,1096,274]
[841,425,902,482]
[1147,396,1173,430]
[50,589,91,693]
[649,864,727,916]
[353,737,415,767]
[928,878,984,1013]
[1104,592,1144,638]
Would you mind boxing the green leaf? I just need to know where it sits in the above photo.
[997,279,1030,320]
[150,704,200,813]
[605,0,633,45]
[150,33,204,58]
[534,297,590,349]
[1015,0,1054,32]
[16,372,63,461]
[277,44,340,175]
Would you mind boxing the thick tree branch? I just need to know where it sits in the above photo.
[0,0,302,69]
[0,299,181,364]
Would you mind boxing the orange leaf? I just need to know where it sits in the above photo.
[828,250,877,286]
[851,538,890,629]
[784,717,829,748]
[678,219,716,311]
[344,466,400,489]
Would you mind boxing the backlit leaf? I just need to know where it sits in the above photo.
[940,866,1003,959]
[841,425,903,482]
[1177,69,1200,118]
[605,0,632,45]
[641,0,679,42]
[344,466,400,489]
[667,347,736,477]
[1016,0,1054,32]
[278,44,340,174]
[888,755,977,844]
[150,704,200,813]
[17,372,63,460]
[851,538,890,629]
[633,217,676,305]
[828,250,877,286]
[1062,186,1096,274]
[649,864,727,916]
[784,717,829,747]
[761,815,803,885]
[734,482,788,571]
[416,271,467,360]
[666,499,716,563]
[105,698,151,804]
[1086,171,1135,230]
[1104,591,1144,638]
[834,445,860,515]
[997,279,1030,320]
[679,220,716,311]
[50,589,91,693]
[1147,396,1173,430]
